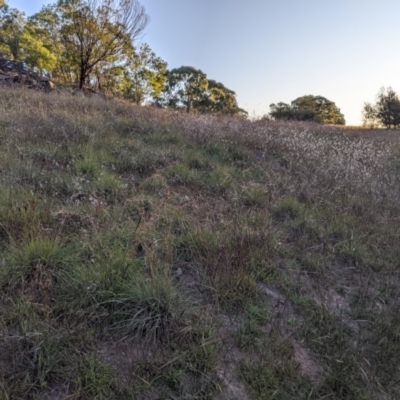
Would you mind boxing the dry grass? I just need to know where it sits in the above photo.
[0,88,399,399]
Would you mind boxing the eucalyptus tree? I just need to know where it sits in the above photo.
[198,79,247,116]
[375,87,400,129]
[292,95,345,125]
[270,95,345,125]
[29,0,149,87]
[158,66,245,116]
[159,66,208,112]
[29,5,72,81]
[55,0,149,88]
[0,2,56,71]
[123,43,167,104]
[269,102,319,122]
[362,87,400,129]
[0,4,26,59]
[362,102,378,128]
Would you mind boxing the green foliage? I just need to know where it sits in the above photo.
[362,102,378,128]
[105,270,187,340]
[199,79,247,116]
[159,65,246,116]
[20,25,57,71]
[29,4,75,82]
[270,101,319,122]
[0,1,245,113]
[363,87,400,129]
[0,4,25,59]
[123,43,168,104]
[270,95,346,125]
[292,95,345,125]
[26,0,149,88]
[160,66,209,112]
[57,0,148,88]
[0,4,56,71]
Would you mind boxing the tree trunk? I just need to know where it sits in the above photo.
[79,61,87,89]
[79,71,85,89]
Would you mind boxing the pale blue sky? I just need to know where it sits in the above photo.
[8,0,400,125]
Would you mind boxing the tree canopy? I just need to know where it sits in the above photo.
[122,43,167,104]
[270,95,345,125]
[54,0,148,88]
[269,102,319,122]
[199,80,246,116]
[0,4,56,71]
[363,87,400,129]
[293,95,345,125]
[159,66,208,113]
[158,66,246,116]
[0,0,247,116]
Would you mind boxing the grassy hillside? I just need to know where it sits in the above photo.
[0,88,400,399]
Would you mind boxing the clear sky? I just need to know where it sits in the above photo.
[8,0,400,125]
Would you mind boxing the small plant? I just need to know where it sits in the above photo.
[74,147,100,178]
[272,196,303,221]
[239,184,270,208]
[3,237,72,288]
[74,353,117,398]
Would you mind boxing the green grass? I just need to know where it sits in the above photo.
[0,88,399,399]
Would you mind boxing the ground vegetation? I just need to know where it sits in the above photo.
[0,88,399,399]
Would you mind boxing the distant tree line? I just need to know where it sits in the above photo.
[0,0,246,116]
[269,95,346,125]
[362,87,400,129]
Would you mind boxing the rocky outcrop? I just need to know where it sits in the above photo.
[0,55,111,100]
[0,55,55,91]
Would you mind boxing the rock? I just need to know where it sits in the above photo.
[0,56,56,92]
[0,55,107,98]
[173,267,183,280]
[40,79,55,91]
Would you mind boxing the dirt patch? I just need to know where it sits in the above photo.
[214,314,251,400]
[292,341,324,383]
[286,268,361,332]
[41,385,71,400]
[313,287,350,315]
[311,286,361,332]
[97,339,159,389]
[258,284,287,304]
[257,283,300,337]
[215,349,251,400]
[256,284,325,384]
[0,337,14,382]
